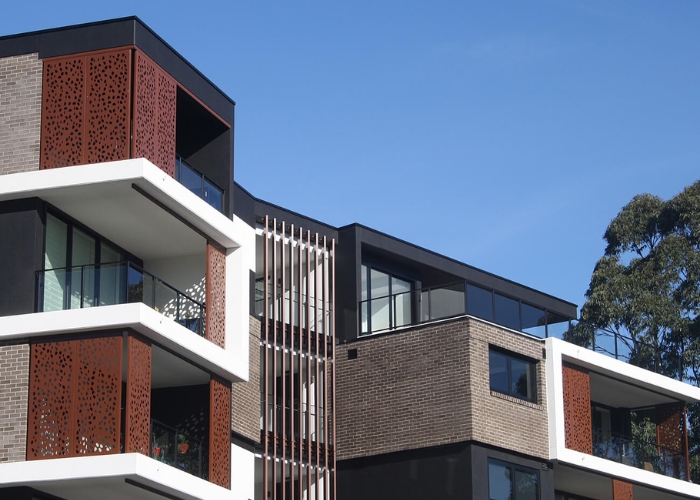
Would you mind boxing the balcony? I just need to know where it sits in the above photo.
[37,261,205,337]
[592,427,686,480]
[176,155,224,213]
[151,418,207,479]
[359,281,571,337]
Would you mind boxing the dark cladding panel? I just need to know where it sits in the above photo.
[0,199,45,317]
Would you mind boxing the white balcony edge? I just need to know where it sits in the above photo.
[0,158,239,250]
[0,453,235,500]
[545,337,700,497]
[0,303,246,383]
[557,447,700,497]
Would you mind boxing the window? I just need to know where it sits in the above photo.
[489,459,539,500]
[360,265,412,334]
[489,348,537,402]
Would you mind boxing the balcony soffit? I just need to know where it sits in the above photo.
[0,159,239,260]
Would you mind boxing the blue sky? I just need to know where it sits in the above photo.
[3,1,699,310]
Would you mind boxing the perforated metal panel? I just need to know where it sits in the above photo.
[41,48,132,169]
[562,363,592,454]
[612,479,633,500]
[133,51,176,176]
[206,243,226,348]
[28,341,74,459]
[74,336,122,455]
[41,57,85,169]
[28,335,122,460]
[209,377,231,488]
[125,335,152,455]
[85,50,131,164]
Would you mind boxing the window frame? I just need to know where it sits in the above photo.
[488,458,540,500]
[360,264,414,335]
[489,347,538,403]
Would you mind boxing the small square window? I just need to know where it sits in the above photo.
[489,348,537,403]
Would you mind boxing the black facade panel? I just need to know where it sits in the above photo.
[471,444,554,500]
[233,183,256,228]
[336,225,360,342]
[0,199,45,317]
[337,443,472,500]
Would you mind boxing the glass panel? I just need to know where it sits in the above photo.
[521,303,547,338]
[154,278,178,319]
[127,266,146,304]
[546,312,570,338]
[514,469,538,500]
[489,350,509,394]
[488,461,512,500]
[393,290,412,328]
[42,268,67,312]
[495,293,520,330]
[361,265,368,301]
[511,357,535,401]
[203,179,223,211]
[467,284,493,321]
[370,296,390,332]
[71,228,96,266]
[370,269,390,299]
[392,277,410,294]
[420,289,431,322]
[429,283,465,320]
[69,267,83,310]
[45,214,68,270]
[360,301,369,334]
[179,160,202,197]
[43,215,68,312]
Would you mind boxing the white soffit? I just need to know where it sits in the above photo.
[0,453,236,500]
[0,304,246,383]
[0,159,239,259]
[548,337,700,404]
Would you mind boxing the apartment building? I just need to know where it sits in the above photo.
[1,16,699,500]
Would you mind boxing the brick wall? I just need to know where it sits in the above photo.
[231,315,262,443]
[0,342,30,463]
[0,54,42,176]
[335,316,548,460]
[468,319,549,459]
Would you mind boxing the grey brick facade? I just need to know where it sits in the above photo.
[0,53,42,176]
[231,315,262,443]
[336,316,548,461]
[0,342,30,463]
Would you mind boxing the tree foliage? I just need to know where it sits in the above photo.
[565,180,700,479]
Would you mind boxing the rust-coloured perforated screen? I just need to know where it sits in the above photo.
[28,341,74,458]
[133,50,177,176]
[612,479,633,500]
[28,335,123,460]
[85,50,131,164]
[562,363,592,454]
[74,336,122,455]
[41,57,85,169]
[124,335,152,455]
[41,48,132,169]
[657,402,684,452]
[209,377,231,488]
[206,243,226,348]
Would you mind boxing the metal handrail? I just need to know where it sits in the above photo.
[592,426,687,480]
[36,260,205,336]
[150,418,206,478]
